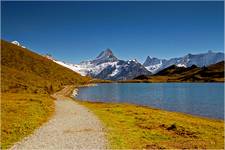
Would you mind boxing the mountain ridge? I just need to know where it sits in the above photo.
[53,49,224,80]
[13,40,223,81]
[143,50,224,73]
[133,61,224,82]
[53,49,152,80]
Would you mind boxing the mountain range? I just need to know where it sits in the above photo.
[11,41,224,81]
[53,49,151,80]
[52,49,224,80]
[144,50,224,73]
[134,61,224,82]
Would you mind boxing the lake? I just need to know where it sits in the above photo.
[76,83,224,119]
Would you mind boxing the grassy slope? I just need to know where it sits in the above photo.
[1,40,90,93]
[89,79,113,83]
[79,101,224,149]
[1,40,90,149]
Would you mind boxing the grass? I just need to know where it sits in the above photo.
[1,40,90,94]
[89,79,113,83]
[78,101,224,149]
[1,93,55,149]
[1,40,91,148]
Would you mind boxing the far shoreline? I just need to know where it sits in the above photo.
[90,79,224,84]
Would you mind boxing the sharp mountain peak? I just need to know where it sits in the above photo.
[96,48,115,59]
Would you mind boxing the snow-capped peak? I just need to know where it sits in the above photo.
[146,56,152,59]
[143,56,162,67]
[96,48,114,59]
[128,59,139,63]
[51,48,151,80]
[144,51,224,74]
[90,49,118,65]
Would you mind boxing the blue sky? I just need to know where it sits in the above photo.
[1,1,224,63]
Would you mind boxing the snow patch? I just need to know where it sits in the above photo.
[176,64,187,67]
[11,41,26,48]
[53,59,119,77]
[110,62,120,77]
[53,60,87,76]
[11,41,20,46]
[145,60,163,73]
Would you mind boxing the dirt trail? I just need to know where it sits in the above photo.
[11,86,107,149]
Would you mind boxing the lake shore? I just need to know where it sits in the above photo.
[71,83,97,97]
[73,85,224,149]
[77,100,224,149]
[75,82,224,119]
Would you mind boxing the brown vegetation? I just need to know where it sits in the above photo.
[79,101,224,149]
[1,40,91,149]
[1,40,90,93]
[130,61,224,83]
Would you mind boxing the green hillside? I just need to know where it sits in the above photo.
[1,40,90,149]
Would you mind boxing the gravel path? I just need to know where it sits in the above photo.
[11,86,107,150]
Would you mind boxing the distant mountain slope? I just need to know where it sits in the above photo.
[155,64,198,76]
[53,49,151,80]
[144,51,224,73]
[52,49,224,80]
[178,61,224,82]
[133,61,224,82]
[95,59,151,80]
[1,40,90,93]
